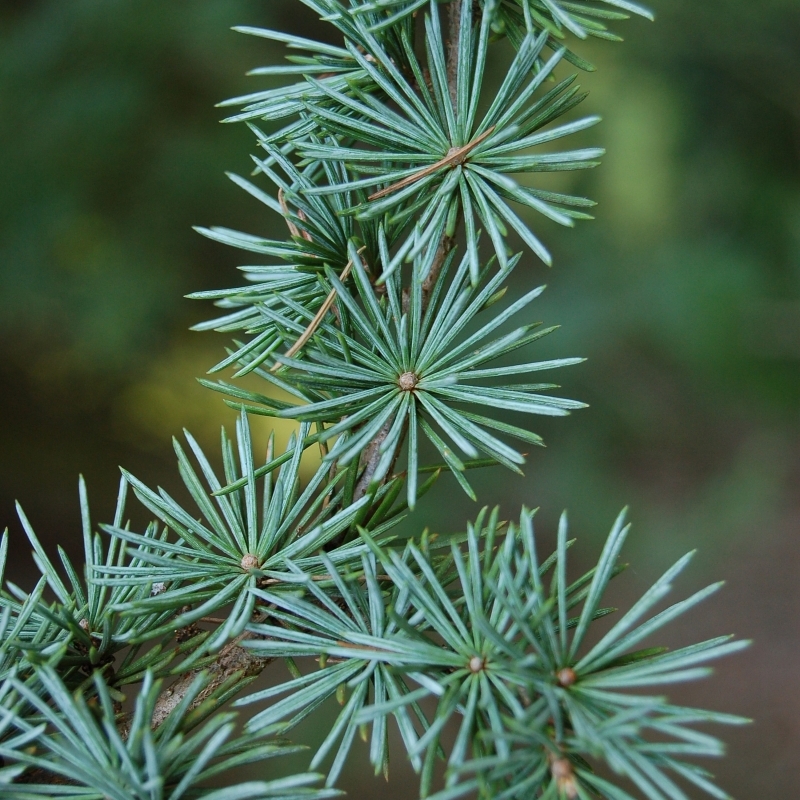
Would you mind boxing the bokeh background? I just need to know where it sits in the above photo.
[1,0,798,795]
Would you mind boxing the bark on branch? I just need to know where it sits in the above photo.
[149,632,271,731]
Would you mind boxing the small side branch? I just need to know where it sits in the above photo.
[447,0,463,110]
[270,247,365,372]
[367,127,494,201]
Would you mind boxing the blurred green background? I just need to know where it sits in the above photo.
[1,0,798,796]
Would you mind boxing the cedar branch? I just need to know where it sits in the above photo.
[146,0,465,740]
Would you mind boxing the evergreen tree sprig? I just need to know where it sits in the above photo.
[0,1,749,798]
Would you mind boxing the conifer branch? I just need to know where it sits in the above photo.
[0,2,748,798]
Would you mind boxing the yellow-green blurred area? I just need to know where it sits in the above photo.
[1,0,798,795]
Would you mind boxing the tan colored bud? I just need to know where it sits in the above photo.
[557,667,577,687]
[398,371,418,391]
[468,656,485,673]
[241,553,260,571]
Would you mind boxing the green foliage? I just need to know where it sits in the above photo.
[95,413,409,656]
[205,251,584,506]
[237,508,747,798]
[0,667,335,800]
[0,1,750,798]
[295,23,601,270]
[3,483,206,689]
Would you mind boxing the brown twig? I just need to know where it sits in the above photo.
[422,232,457,303]
[353,417,396,500]
[270,246,365,373]
[367,126,494,202]
[421,0,465,307]
[447,0,463,109]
